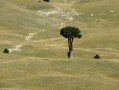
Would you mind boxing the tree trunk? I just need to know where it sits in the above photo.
[67,51,73,59]
[67,38,73,59]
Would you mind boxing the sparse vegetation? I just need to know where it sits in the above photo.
[43,0,50,2]
[3,48,9,53]
[94,54,100,59]
[60,26,82,59]
[0,0,119,90]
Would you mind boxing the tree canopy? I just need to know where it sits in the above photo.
[60,26,82,39]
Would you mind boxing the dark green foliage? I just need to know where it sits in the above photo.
[94,54,100,59]
[3,48,9,53]
[60,26,82,39]
[43,0,50,2]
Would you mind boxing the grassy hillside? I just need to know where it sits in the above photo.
[0,0,119,90]
[1,59,119,90]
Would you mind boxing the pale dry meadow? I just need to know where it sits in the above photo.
[0,0,119,90]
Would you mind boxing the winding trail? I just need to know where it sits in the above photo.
[8,29,45,52]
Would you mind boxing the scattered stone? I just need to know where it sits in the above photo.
[25,63,28,66]
[110,10,115,13]
[91,14,94,17]
[37,7,78,21]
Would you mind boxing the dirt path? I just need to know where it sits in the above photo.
[8,29,45,52]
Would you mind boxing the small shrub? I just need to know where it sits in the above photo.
[94,54,100,59]
[43,0,50,2]
[3,48,9,53]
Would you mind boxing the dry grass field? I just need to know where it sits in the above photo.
[0,0,119,90]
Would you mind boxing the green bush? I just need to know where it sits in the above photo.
[3,48,9,53]
[94,54,100,59]
[43,0,50,2]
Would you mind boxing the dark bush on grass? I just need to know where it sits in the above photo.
[94,54,100,59]
[43,0,50,2]
[3,48,9,53]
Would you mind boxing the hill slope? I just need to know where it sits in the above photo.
[0,0,119,90]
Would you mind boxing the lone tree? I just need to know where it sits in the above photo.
[60,26,82,59]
